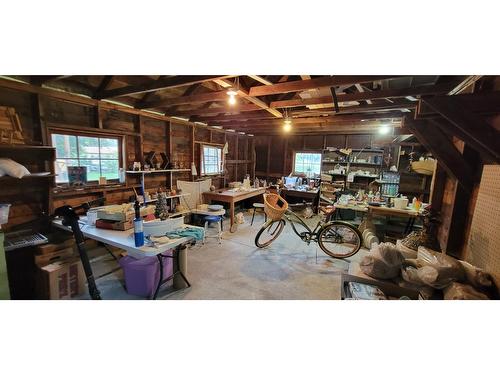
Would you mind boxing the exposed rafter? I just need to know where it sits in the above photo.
[247,75,274,85]
[97,75,232,99]
[31,75,71,86]
[248,76,401,97]
[270,83,455,108]
[423,96,500,162]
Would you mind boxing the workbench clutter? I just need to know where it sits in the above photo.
[355,242,497,300]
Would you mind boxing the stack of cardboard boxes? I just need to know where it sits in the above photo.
[35,236,94,299]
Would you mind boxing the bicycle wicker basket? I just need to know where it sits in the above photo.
[263,193,288,221]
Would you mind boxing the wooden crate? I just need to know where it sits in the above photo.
[0,106,24,144]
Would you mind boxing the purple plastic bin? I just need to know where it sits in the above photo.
[119,251,173,298]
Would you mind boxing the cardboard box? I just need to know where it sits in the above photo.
[96,205,155,222]
[36,238,75,255]
[37,257,86,299]
[96,219,134,231]
[35,247,74,267]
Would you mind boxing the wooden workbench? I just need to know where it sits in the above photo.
[202,187,266,231]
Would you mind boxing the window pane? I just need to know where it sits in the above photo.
[55,158,78,183]
[294,152,321,177]
[52,134,77,158]
[99,138,119,159]
[100,159,119,180]
[79,159,100,181]
[78,136,100,159]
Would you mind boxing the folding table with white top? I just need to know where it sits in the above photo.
[52,217,200,299]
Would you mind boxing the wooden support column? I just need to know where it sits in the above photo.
[96,103,104,129]
[32,94,47,145]
[191,124,195,181]
[234,136,239,181]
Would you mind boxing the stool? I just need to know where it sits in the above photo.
[251,203,267,225]
[203,215,223,244]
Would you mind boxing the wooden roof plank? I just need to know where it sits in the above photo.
[97,75,231,99]
[270,83,455,108]
[248,75,400,97]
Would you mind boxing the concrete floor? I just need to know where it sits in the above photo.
[78,211,368,300]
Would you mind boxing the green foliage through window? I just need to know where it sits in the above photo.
[294,152,321,177]
[52,133,120,183]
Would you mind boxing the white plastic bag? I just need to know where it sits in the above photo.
[415,246,465,289]
[359,242,403,279]
[443,282,489,300]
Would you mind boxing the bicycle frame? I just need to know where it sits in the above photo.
[283,209,328,243]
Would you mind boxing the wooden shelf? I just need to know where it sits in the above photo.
[126,169,191,174]
[0,173,55,182]
[53,183,139,196]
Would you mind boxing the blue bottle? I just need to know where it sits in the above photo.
[134,200,144,247]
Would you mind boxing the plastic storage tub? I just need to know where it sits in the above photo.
[119,251,173,298]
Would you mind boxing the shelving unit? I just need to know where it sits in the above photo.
[322,148,384,190]
[126,169,191,196]
[0,144,56,230]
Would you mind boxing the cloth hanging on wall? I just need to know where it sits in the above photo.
[177,179,212,211]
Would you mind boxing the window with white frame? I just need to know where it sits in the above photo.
[201,145,223,175]
[51,132,121,183]
[293,152,322,177]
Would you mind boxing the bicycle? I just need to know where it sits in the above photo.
[254,193,362,259]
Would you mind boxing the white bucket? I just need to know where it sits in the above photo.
[393,198,409,209]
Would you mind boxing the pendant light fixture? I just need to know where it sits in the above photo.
[227,77,239,105]
[283,108,292,132]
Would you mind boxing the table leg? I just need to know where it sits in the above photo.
[229,201,236,233]
[173,245,189,289]
[153,254,164,300]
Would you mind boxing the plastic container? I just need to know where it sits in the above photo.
[119,251,173,297]
[0,204,11,227]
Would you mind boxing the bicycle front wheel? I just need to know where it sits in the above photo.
[255,219,285,248]
[318,222,362,258]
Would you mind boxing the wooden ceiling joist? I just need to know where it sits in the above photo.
[405,119,475,191]
[423,97,500,162]
[96,75,231,99]
[31,75,72,86]
[169,103,262,117]
[270,83,455,109]
[218,114,403,128]
[248,75,400,97]
[139,90,229,108]
[247,75,274,85]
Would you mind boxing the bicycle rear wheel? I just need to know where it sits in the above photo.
[255,219,285,248]
[318,221,362,258]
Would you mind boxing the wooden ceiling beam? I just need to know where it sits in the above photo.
[248,75,400,97]
[140,90,229,108]
[224,123,401,135]
[31,75,71,86]
[97,75,231,99]
[423,97,500,162]
[270,83,454,108]
[247,75,274,85]
[215,114,402,127]
[94,75,114,97]
[169,103,261,116]
[416,91,500,118]
[405,119,474,191]
[213,78,282,118]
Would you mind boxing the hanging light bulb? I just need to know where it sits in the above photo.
[283,109,292,132]
[227,76,239,105]
[227,89,237,105]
